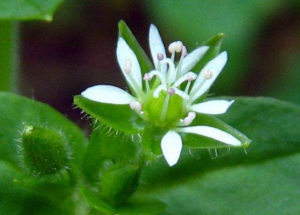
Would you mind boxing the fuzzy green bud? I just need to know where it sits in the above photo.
[20,125,70,177]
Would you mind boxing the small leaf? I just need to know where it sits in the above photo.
[118,20,154,74]
[117,197,167,215]
[82,129,142,184]
[0,0,64,21]
[81,186,116,214]
[74,95,145,133]
[99,164,141,206]
[20,124,70,177]
[191,33,224,73]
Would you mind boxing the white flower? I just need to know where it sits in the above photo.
[81,24,241,167]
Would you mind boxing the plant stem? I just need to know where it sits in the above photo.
[0,21,19,92]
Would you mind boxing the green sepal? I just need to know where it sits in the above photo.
[82,127,142,184]
[118,20,153,75]
[20,124,70,177]
[0,0,64,21]
[74,95,145,134]
[99,164,141,206]
[191,33,224,73]
[180,113,251,149]
[117,197,167,215]
[141,124,169,157]
[81,186,116,214]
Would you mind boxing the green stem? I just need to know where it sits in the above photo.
[0,21,19,92]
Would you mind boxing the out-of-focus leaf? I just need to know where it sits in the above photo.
[74,95,145,134]
[138,97,300,215]
[118,20,154,74]
[81,186,116,214]
[0,92,86,172]
[117,197,167,215]
[0,161,72,215]
[0,0,64,21]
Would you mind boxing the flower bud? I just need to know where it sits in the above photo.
[20,125,70,177]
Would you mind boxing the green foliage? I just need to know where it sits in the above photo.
[0,92,86,171]
[20,124,70,176]
[99,164,141,205]
[74,95,145,134]
[0,0,64,21]
[138,97,300,215]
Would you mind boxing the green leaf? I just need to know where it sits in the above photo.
[180,113,251,149]
[138,97,300,215]
[117,197,167,215]
[0,92,86,172]
[74,95,145,133]
[82,129,142,184]
[0,0,64,21]
[0,161,72,215]
[99,164,141,205]
[81,186,116,214]
[118,20,154,74]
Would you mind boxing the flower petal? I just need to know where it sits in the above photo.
[149,24,167,73]
[180,46,209,76]
[190,100,234,115]
[190,52,228,103]
[81,85,135,104]
[117,37,142,91]
[176,126,241,146]
[161,131,183,166]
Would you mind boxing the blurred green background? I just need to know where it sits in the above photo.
[19,0,300,122]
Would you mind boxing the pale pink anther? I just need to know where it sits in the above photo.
[168,88,176,95]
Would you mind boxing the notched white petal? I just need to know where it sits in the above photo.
[161,131,183,166]
[177,126,241,146]
[190,100,234,115]
[117,38,142,90]
[81,85,135,104]
[180,46,209,76]
[190,52,228,102]
[149,24,167,72]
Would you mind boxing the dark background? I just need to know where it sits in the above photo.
[20,0,300,125]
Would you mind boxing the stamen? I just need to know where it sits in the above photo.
[174,88,189,100]
[157,53,164,61]
[129,101,142,112]
[173,72,197,88]
[148,70,167,86]
[204,70,213,79]
[175,41,183,53]
[153,85,167,98]
[168,42,177,53]
[182,46,188,57]
[125,59,132,74]
[183,112,196,125]
[167,88,176,95]
[143,73,151,81]
[160,94,170,121]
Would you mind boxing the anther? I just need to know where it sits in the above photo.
[183,112,196,125]
[168,42,177,53]
[167,88,176,95]
[182,46,188,57]
[187,74,196,82]
[175,41,183,53]
[125,59,132,74]
[204,70,213,79]
[143,73,151,81]
[129,101,142,112]
[157,53,164,61]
